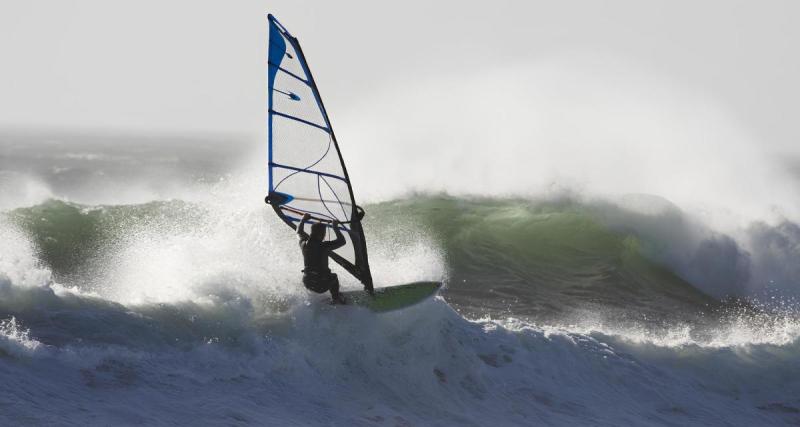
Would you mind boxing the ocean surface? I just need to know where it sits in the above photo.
[1,131,799,426]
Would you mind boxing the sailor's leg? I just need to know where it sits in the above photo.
[329,274,345,304]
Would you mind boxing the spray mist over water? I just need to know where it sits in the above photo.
[332,55,800,299]
[340,55,799,223]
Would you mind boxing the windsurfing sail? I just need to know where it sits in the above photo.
[265,14,373,291]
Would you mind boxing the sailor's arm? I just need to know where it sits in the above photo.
[327,220,347,250]
[297,213,311,241]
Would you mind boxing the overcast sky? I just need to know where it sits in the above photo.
[1,1,798,150]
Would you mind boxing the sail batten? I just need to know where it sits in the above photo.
[265,14,373,291]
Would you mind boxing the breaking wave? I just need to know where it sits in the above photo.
[1,195,799,425]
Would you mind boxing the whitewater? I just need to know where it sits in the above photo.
[1,131,799,426]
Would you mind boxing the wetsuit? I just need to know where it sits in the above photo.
[297,217,346,300]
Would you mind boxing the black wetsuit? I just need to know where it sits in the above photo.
[297,219,346,299]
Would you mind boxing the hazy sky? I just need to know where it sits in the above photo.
[1,0,799,151]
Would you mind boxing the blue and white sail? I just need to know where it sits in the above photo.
[265,14,373,290]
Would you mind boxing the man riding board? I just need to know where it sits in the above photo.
[297,213,347,304]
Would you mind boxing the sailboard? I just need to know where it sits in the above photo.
[340,282,442,312]
[265,14,374,291]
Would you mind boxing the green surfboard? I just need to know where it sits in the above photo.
[340,281,442,312]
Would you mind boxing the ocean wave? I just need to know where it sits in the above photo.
[0,286,798,426]
[2,195,800,425]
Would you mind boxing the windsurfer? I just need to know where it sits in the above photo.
[297,213,347,304]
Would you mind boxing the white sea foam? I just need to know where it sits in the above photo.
[0,292,797,426]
